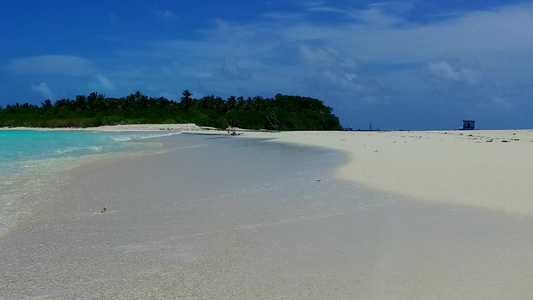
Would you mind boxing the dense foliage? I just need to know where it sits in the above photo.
[0,91,342,130]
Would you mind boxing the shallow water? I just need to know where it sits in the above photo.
[0,130,181,235]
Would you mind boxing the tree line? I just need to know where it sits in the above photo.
[0,90,343,130]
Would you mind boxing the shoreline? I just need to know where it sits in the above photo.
[0,123,224,133]
[3,124,533,215]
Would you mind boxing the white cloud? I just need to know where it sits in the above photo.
[215,58,252,80]
[260,11,304,21]
[103,1,533,127]
[491,96,512,109]
[303,1,410,26]
[299,44,358,68]
[31,82,55,100]
[89,74,117,91]
[7,55,95,76]
[280,3,533,64]
[155,9,178,22]
[305,5,346,14]
[352,7,403,27]
[299,44,338,64]
[427,61,481,85]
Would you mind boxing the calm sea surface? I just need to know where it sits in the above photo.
[0,130,179,235]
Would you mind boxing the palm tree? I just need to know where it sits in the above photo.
[181,90,193,112]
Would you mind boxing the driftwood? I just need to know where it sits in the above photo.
[227,127,242,136]
[266,111,284,132]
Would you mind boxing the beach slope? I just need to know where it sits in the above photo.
[243,130,533,215]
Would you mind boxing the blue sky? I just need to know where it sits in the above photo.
[1,0,532,130]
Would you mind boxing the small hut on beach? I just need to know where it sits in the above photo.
[460,120,476,130]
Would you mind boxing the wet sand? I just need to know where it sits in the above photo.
[1,134,533,299]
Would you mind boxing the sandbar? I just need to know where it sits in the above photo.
[242,130,533,216]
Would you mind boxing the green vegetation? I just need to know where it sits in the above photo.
[0,90,342,130]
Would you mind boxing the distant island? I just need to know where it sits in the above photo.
[0,90,342,131]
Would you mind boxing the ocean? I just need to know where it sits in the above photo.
[0,130,180,235]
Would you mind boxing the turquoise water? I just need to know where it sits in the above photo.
[0,130,180,235]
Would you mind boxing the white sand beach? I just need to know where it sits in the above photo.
[243,130,533,216]
[2,125,533,299]
[61,124,533,215]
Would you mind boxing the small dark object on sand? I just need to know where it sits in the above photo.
[101,207,108,213]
